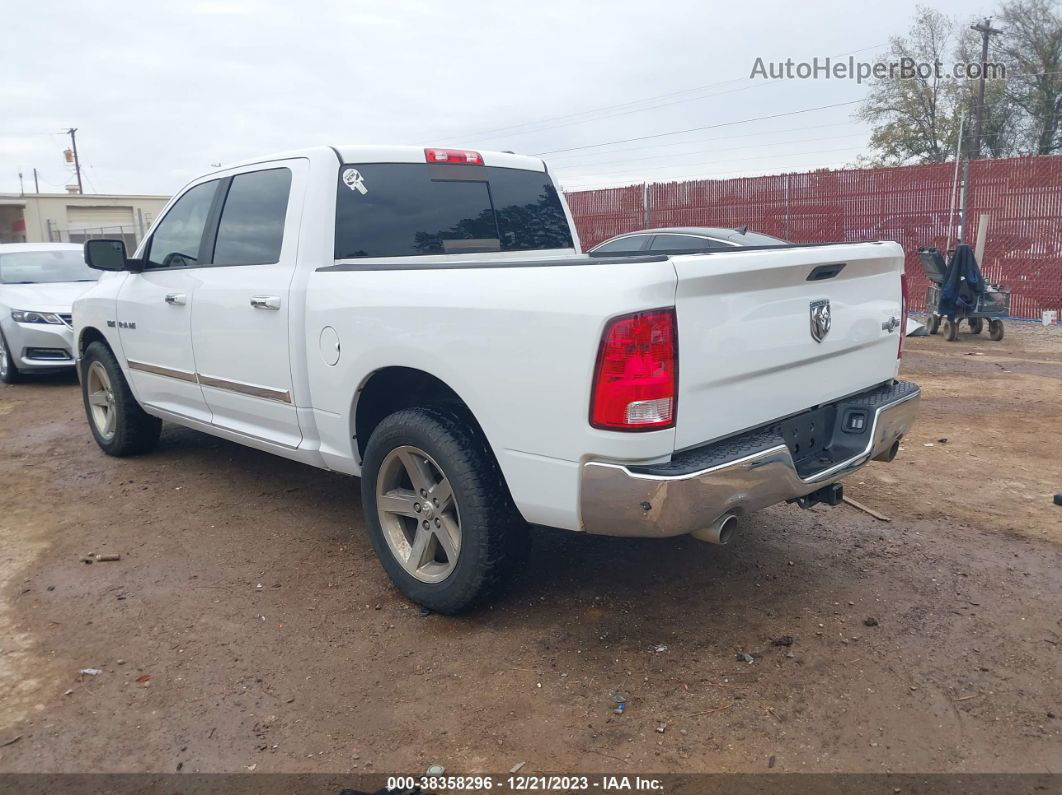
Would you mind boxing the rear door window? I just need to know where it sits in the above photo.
[212,168,292,266]
[334,164,573,259]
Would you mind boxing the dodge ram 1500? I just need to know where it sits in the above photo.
[74,145,919,612]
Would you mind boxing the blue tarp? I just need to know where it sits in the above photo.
[939,243,985,318]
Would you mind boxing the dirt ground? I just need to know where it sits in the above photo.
[0,320,1059,775]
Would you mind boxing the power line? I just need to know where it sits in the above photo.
[557,129,1028,190]
[545,122,867,164]
[543,120,867,162]
[428,77,752,142]
[426,42,888,144]
[555,142,867,180]
[535,99,866,156]
[549,132,869,172]
[466,78,790,144]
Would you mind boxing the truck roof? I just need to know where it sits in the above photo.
[217,145,547,174]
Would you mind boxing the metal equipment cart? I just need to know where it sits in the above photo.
[917,247,1010,342]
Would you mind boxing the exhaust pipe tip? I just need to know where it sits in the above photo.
[691,512,739,545]
[874,438,901,463]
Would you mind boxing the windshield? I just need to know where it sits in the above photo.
[0,250,98,284]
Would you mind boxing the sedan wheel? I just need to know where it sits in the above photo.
[0,331,19,384]
[376,445,461,583]
[86,360,117,441]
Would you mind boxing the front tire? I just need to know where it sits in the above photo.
[360,406,528,614]
[989,319,1005,341]
[926,314,940,335]
[81,342,162,456]
[0,330,22,384]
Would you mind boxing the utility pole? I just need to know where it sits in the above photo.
[18,170,25,197]
[958,18,1002,243]
[33,168,40,194]
[66,127,84,194]
[970,18,1003,160]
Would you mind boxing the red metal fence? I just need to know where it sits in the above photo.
[565,155,1062,320]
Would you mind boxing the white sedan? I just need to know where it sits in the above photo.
[0,243,98,383]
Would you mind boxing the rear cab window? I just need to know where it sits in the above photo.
[334,163,573,259]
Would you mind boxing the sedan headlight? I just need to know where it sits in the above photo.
[11,310,64,325]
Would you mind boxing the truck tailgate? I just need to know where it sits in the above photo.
[671,242,904,451]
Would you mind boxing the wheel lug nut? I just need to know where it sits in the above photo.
[434,518,441,527]
[422,520,430,529]
[414,503,421,512]
[420,489,427,497]
[433,498,439,506]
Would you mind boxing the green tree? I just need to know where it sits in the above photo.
[858,7,965,165]
[996,0,1062,154]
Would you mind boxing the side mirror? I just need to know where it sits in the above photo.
[84,239,134,271]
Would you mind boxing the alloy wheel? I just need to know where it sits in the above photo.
[86,361,117,440]
[375,445,461,583]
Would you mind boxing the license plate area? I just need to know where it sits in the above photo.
[775,406,836,471]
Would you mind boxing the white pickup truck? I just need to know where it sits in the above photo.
[74,145,919,612]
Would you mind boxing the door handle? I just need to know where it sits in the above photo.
[250,295,281,310]
[165,293,186,306]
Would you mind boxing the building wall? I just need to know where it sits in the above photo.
[0,193,171,247]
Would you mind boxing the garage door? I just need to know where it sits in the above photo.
[66,206,138,249]
[66,205,135,230]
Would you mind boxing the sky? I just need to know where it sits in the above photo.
[2,0,992,196]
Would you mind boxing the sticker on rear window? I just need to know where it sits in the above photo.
[342,168,368,195]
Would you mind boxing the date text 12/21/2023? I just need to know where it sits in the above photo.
[385,775,664,791]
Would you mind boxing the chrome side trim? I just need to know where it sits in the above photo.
[127,359,198,383]
[126,360,292,403]
[580,387,920,538]
[198,374,292,403]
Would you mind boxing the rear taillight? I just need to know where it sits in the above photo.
[424,147,484,165]
[590,308,677,431]
[898,271,909,359]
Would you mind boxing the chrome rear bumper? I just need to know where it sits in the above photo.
[580,380,920,538]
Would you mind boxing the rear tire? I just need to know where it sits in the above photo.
[81,341,162,456]
[0,330,22,384]
[988,319,1005,341]
[926,315,940,335]
[942,317,959,341]
[968,317,984,334]
[360,405,528,614]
